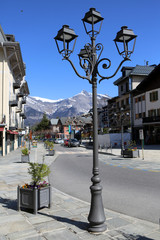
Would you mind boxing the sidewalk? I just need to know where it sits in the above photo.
[0,143,160,239]
[98,145,160,172]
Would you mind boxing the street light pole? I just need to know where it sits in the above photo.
[54,8,137,233]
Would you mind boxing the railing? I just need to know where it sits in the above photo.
[9,95,18,107]
[143,116,160,123]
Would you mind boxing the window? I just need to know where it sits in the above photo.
[142,112,146,118]
[157,109,160,116]
[135,98,138,103]
[142,95,145,101]
[135,114,139,119]
[150,91,158,102]
[138,113,142,118]
[126,97,129,105]
[121,85,123,92]
[138,96,141,102]
[148,109,156,117]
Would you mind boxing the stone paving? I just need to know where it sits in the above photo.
[0,143,160,239]
[98,146,160,172]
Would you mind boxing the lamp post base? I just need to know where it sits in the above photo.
[88,223,107,233]
[88,182,107,233]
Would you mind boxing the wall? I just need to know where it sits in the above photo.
[98,133,131,148]
[146,88,160,116]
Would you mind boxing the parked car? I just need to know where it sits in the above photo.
[55,138,64,144]
[68,139,80,147]
[64,139,69,146]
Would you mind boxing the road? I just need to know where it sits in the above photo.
[49,144,160,224]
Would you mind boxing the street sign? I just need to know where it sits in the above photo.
[139,129,144,140]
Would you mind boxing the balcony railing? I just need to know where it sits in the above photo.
[17,92,24,98]
[9,96,18,107]
[13,82,20,89]
[20,112,26,119]
[22,96,26,104]
[143,116,160,123]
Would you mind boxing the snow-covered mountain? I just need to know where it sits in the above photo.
[25,90,111,126]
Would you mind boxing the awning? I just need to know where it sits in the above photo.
[7,130,19,135]
[0,127,4,132]
[13,131,18,135]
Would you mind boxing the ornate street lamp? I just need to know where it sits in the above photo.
[54,7,137,233]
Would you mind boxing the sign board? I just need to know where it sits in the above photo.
[139,129,144,140]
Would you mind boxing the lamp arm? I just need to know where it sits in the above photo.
[98,58,131,83]
[95,43,104,61]
[63,57,92,83]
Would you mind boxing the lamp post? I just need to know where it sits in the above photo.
[54,8,137,233]
[115,109,130,155]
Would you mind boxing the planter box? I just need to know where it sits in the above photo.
[122,149,139,158]
[48,150,55,156]
[21,154,30,163]
[17,185,51,214]
[32,141,37,148]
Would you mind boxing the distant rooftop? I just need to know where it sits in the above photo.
[114,65,156,85]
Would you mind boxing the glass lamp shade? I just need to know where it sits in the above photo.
[54,25,78,57]
[82,8,103,36]
[78,48,90,59]
[82,8,104,24]
[114,26,137,58]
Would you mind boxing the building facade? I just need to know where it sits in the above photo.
[108,65,156,135]
[0,25,29,156]
[132,64,160,144]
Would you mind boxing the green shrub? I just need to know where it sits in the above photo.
[21,148,29,155]
[28,161,50,186]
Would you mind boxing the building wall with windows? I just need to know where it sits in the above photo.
[146,89,160,116]
[132,64,160,144]
[0,25,29,156]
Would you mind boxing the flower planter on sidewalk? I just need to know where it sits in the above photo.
[21,154,30,163]
[122,149,139,158]
[17,184,51,214]
[47,150,55,156]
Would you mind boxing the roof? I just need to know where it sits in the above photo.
[114,65,156,85]
[133,64,160,95]
[0,25,25,79]
[50,119,59,125]
[60,116,92,126]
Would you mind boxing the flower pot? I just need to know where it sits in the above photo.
[17,184,51,214]
[122,149,139,158]
[48,150,55,156]
[21,154,30,163]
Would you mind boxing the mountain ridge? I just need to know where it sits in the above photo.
[25,90,111,126]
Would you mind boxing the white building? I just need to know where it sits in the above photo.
[132,64,160,144]
[0,25,29,156]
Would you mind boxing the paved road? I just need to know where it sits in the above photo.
[50,144,160,225]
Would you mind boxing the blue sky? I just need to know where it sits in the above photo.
[1,0,160,100]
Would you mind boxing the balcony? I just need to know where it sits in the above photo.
[143,116,160,124]
[17,92,24,98]
[13,82,20,89]
[22,97,26,104]
[20,113,26,119]
[9,97,18,107]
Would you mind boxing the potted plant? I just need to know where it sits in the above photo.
[122,140,139,158]
[47,142,55,156]
[32,140,37,148]
[21,148,30,163]
[17,158,51,214]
